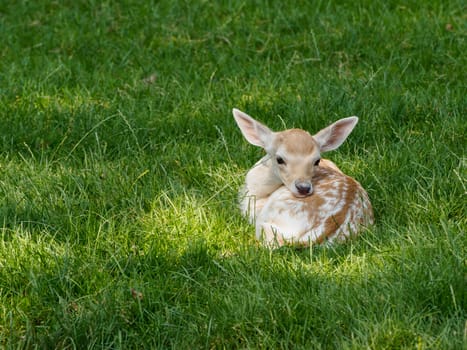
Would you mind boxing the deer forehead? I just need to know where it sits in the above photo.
[273,129,320,158]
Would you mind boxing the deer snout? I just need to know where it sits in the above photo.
[294,181,313,196]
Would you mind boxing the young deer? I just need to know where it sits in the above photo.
[233,108,373,247]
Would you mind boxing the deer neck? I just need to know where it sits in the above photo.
[244,156,283,199]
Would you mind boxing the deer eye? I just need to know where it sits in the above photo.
[314,158,321,166]
[276,156,286,165]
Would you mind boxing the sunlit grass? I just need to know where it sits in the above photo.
[0,0,465,348]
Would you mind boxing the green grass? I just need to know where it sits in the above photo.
[0,0,465,348]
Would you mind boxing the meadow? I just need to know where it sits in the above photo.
[0,0,465,348]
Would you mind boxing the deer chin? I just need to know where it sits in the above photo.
[292,192,313,198]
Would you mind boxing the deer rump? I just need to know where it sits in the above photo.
[233,108,374,247]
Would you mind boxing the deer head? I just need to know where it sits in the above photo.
[233,108,358,198]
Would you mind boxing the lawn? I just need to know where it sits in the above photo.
[0,0,465,348]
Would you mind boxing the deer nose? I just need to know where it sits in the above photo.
[295,181,312,196]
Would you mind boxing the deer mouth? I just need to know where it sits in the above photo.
[289,187,314,198]
[293,191,313,198]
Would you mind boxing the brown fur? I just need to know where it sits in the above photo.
[275,129,318,155]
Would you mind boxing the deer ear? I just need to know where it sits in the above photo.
[313,117,358,152]
[232,108,273,149]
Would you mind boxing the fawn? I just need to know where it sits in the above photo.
[233,108,373,247]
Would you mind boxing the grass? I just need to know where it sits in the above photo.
[0,0,465,348]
